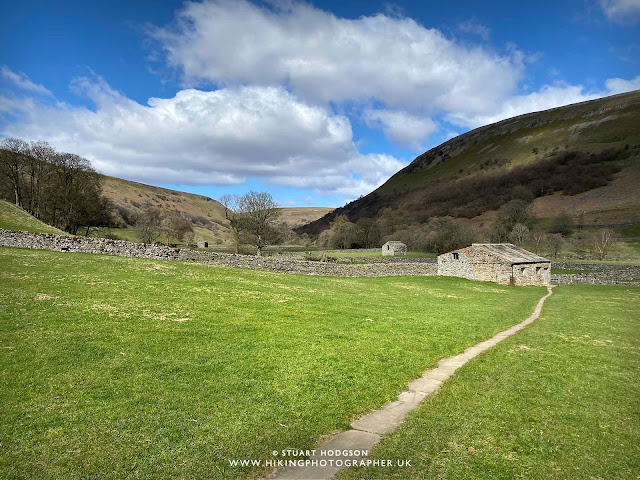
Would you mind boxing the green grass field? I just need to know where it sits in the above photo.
[0,247,545,479]
[337,284,640,479]
[0,200,66,235]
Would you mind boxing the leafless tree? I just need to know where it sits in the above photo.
[0,138,29,207]
[136,207,163,244]
[530,228,545,254]
[547,233,564,258]
[509,223,529,246]
[238,191,281,256]
[219,194,244,254]
[27,141,55,218]
[46,152,104,233]
[591,228,619,260]
[162,212,193,246]
[330,215,357,249]
[355,217,381,248]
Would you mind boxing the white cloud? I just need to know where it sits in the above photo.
[150,0,523,117]
[1,66,52,96]
[458,19,491,41]
[605,75,640,94]
[363,109,437,150]
[599,0,640,23]
[1,75,404,197]
[447,78,640,128]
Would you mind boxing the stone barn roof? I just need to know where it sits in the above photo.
[472,243,549,264]
[383,241,406,247]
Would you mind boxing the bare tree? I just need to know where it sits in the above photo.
[330,215,357,249]
[28,141,55,218]
[531,228,545,254]
[547,233,564,258]
[136,207,163,244]
[46,152,104,234]
[219,194,244,254]
[591,228,619,260]
[509,223,529,246]
[162,212,193,246]
[355,218,381,248]
[0,138,29,207]
[238,191,281,256]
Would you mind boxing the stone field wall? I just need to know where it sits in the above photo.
[551,262,640,286]
[0,228,437,278]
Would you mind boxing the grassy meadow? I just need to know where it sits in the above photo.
[0,200,66,235]
[338,285,640,479]
[0,247,545,479]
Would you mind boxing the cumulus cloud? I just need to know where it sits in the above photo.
[447,78,640,128]
[150,0,523,117]
[599,0,640,23]
[605,75,640,94]
[363,109,437,150]
[458,19,491,41]
[1,66,52,96]
[1,75,404,197]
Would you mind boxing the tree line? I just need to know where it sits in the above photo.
[0,138,112,235]
[315,182,621,260]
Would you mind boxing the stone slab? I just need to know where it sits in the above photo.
[270,430,380,480]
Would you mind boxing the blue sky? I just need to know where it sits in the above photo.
[1,0,638,207]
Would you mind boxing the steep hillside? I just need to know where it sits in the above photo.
[100,175,233,242]
[100,175,331,243]
[278,207,334,227]
[0,200,67,234]
[299,90,640,234]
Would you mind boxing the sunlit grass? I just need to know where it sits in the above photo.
[0,247,544,479]
[338,285,640,479]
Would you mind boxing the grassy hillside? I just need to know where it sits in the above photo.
[0,200,67,235]
[0,246,544,479]
[99,175,331,243]
[100,175,233,242]
[300,90,640,234]
[338,284,640,479]
[277,206,334,227]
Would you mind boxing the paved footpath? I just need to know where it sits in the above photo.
[267,286,555,480]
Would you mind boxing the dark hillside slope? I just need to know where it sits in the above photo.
[298,90,640,235]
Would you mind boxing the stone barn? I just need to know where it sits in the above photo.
[197,241,209,248]
[382,241,407,256]
[437,243,551,286]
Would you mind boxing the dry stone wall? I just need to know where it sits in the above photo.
[0,229,437,278]
[551,262,640,286]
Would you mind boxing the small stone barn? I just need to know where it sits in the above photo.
[197,241,209,248]
[382,241,407,256]
[437,243,551,286]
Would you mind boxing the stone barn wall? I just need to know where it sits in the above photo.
[437,246,474,280]
[470,246,513,285]
[512,262,551,286]
[382,242,407,256]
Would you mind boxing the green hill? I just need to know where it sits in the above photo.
[299,90,640,235]
[98,175,332,244]
[0,200,67,234]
